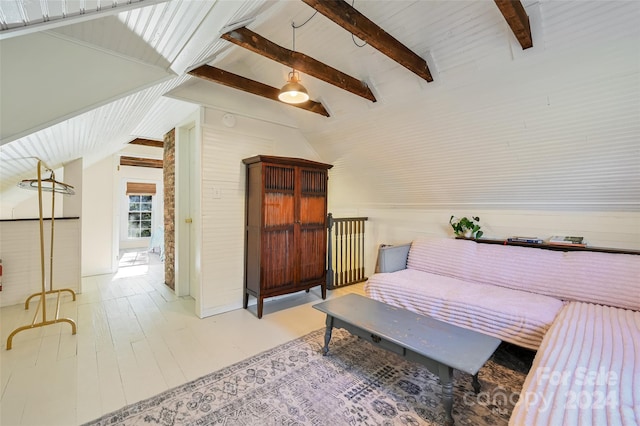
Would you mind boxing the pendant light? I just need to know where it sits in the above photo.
[278,24,310,104]
[278,71,309,104]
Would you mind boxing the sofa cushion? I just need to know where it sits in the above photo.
[509,302,640,425]
[365,268,565,350]
[406,238,640,311]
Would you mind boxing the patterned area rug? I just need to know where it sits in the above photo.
[84,328,535,425]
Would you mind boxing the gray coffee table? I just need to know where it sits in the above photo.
[313,294,501,426]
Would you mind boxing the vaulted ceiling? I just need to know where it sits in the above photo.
[1,0,638,212]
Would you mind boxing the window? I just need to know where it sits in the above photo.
[128,195,153,238]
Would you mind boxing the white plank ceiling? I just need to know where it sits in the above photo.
[0,0,638,212]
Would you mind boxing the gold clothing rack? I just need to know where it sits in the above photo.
[7,160,77,350]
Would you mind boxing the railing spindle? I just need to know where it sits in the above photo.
[326,215,369,289]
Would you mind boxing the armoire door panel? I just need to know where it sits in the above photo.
[299,227,327,282]
[264,193,295,227]
[262,229,295,290]
[301,168,327,194]
[265,165,295,191]
[300,196,328,225]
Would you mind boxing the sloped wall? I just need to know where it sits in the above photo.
[0,31,174,143]
[315,1,639,270]
[313,2,638,212]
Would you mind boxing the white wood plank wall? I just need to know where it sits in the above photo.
[195,108,323,317]
[198,126,272,317]
[329,207,640,279]
[0,219,81,307]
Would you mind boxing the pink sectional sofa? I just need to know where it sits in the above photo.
[365,237,640,425]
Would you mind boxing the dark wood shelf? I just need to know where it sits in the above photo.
[0,217,79,222]
[457,237,640,256]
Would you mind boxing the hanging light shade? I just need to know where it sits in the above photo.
[278,71,309,104]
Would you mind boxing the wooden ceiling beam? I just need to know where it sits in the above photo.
[494,0,533,49]
[129,138,164,148]
[120,156,163,169]
[222,27,376,102]
[300,0,433,82]
[188,65,330,117]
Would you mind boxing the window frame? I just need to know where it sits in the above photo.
[127,194,153,239]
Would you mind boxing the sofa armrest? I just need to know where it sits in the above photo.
[376,243,412,273]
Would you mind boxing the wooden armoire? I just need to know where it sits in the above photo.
[242,155,333,318]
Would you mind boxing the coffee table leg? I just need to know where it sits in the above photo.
[472,373,481,394]
[440,367,455,426]
[322,315,334,355]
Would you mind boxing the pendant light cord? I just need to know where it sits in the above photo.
[292,11,317,30]
[350,0,367,47]
[291,3,366,48]
[291,11,316,54]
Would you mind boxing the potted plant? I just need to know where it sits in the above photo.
[449,215,484,239]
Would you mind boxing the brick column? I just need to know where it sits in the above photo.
[163,128,175,289]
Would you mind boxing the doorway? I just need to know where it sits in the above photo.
[175,122,200,314]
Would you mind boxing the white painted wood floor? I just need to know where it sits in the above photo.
[0,251,364,425]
